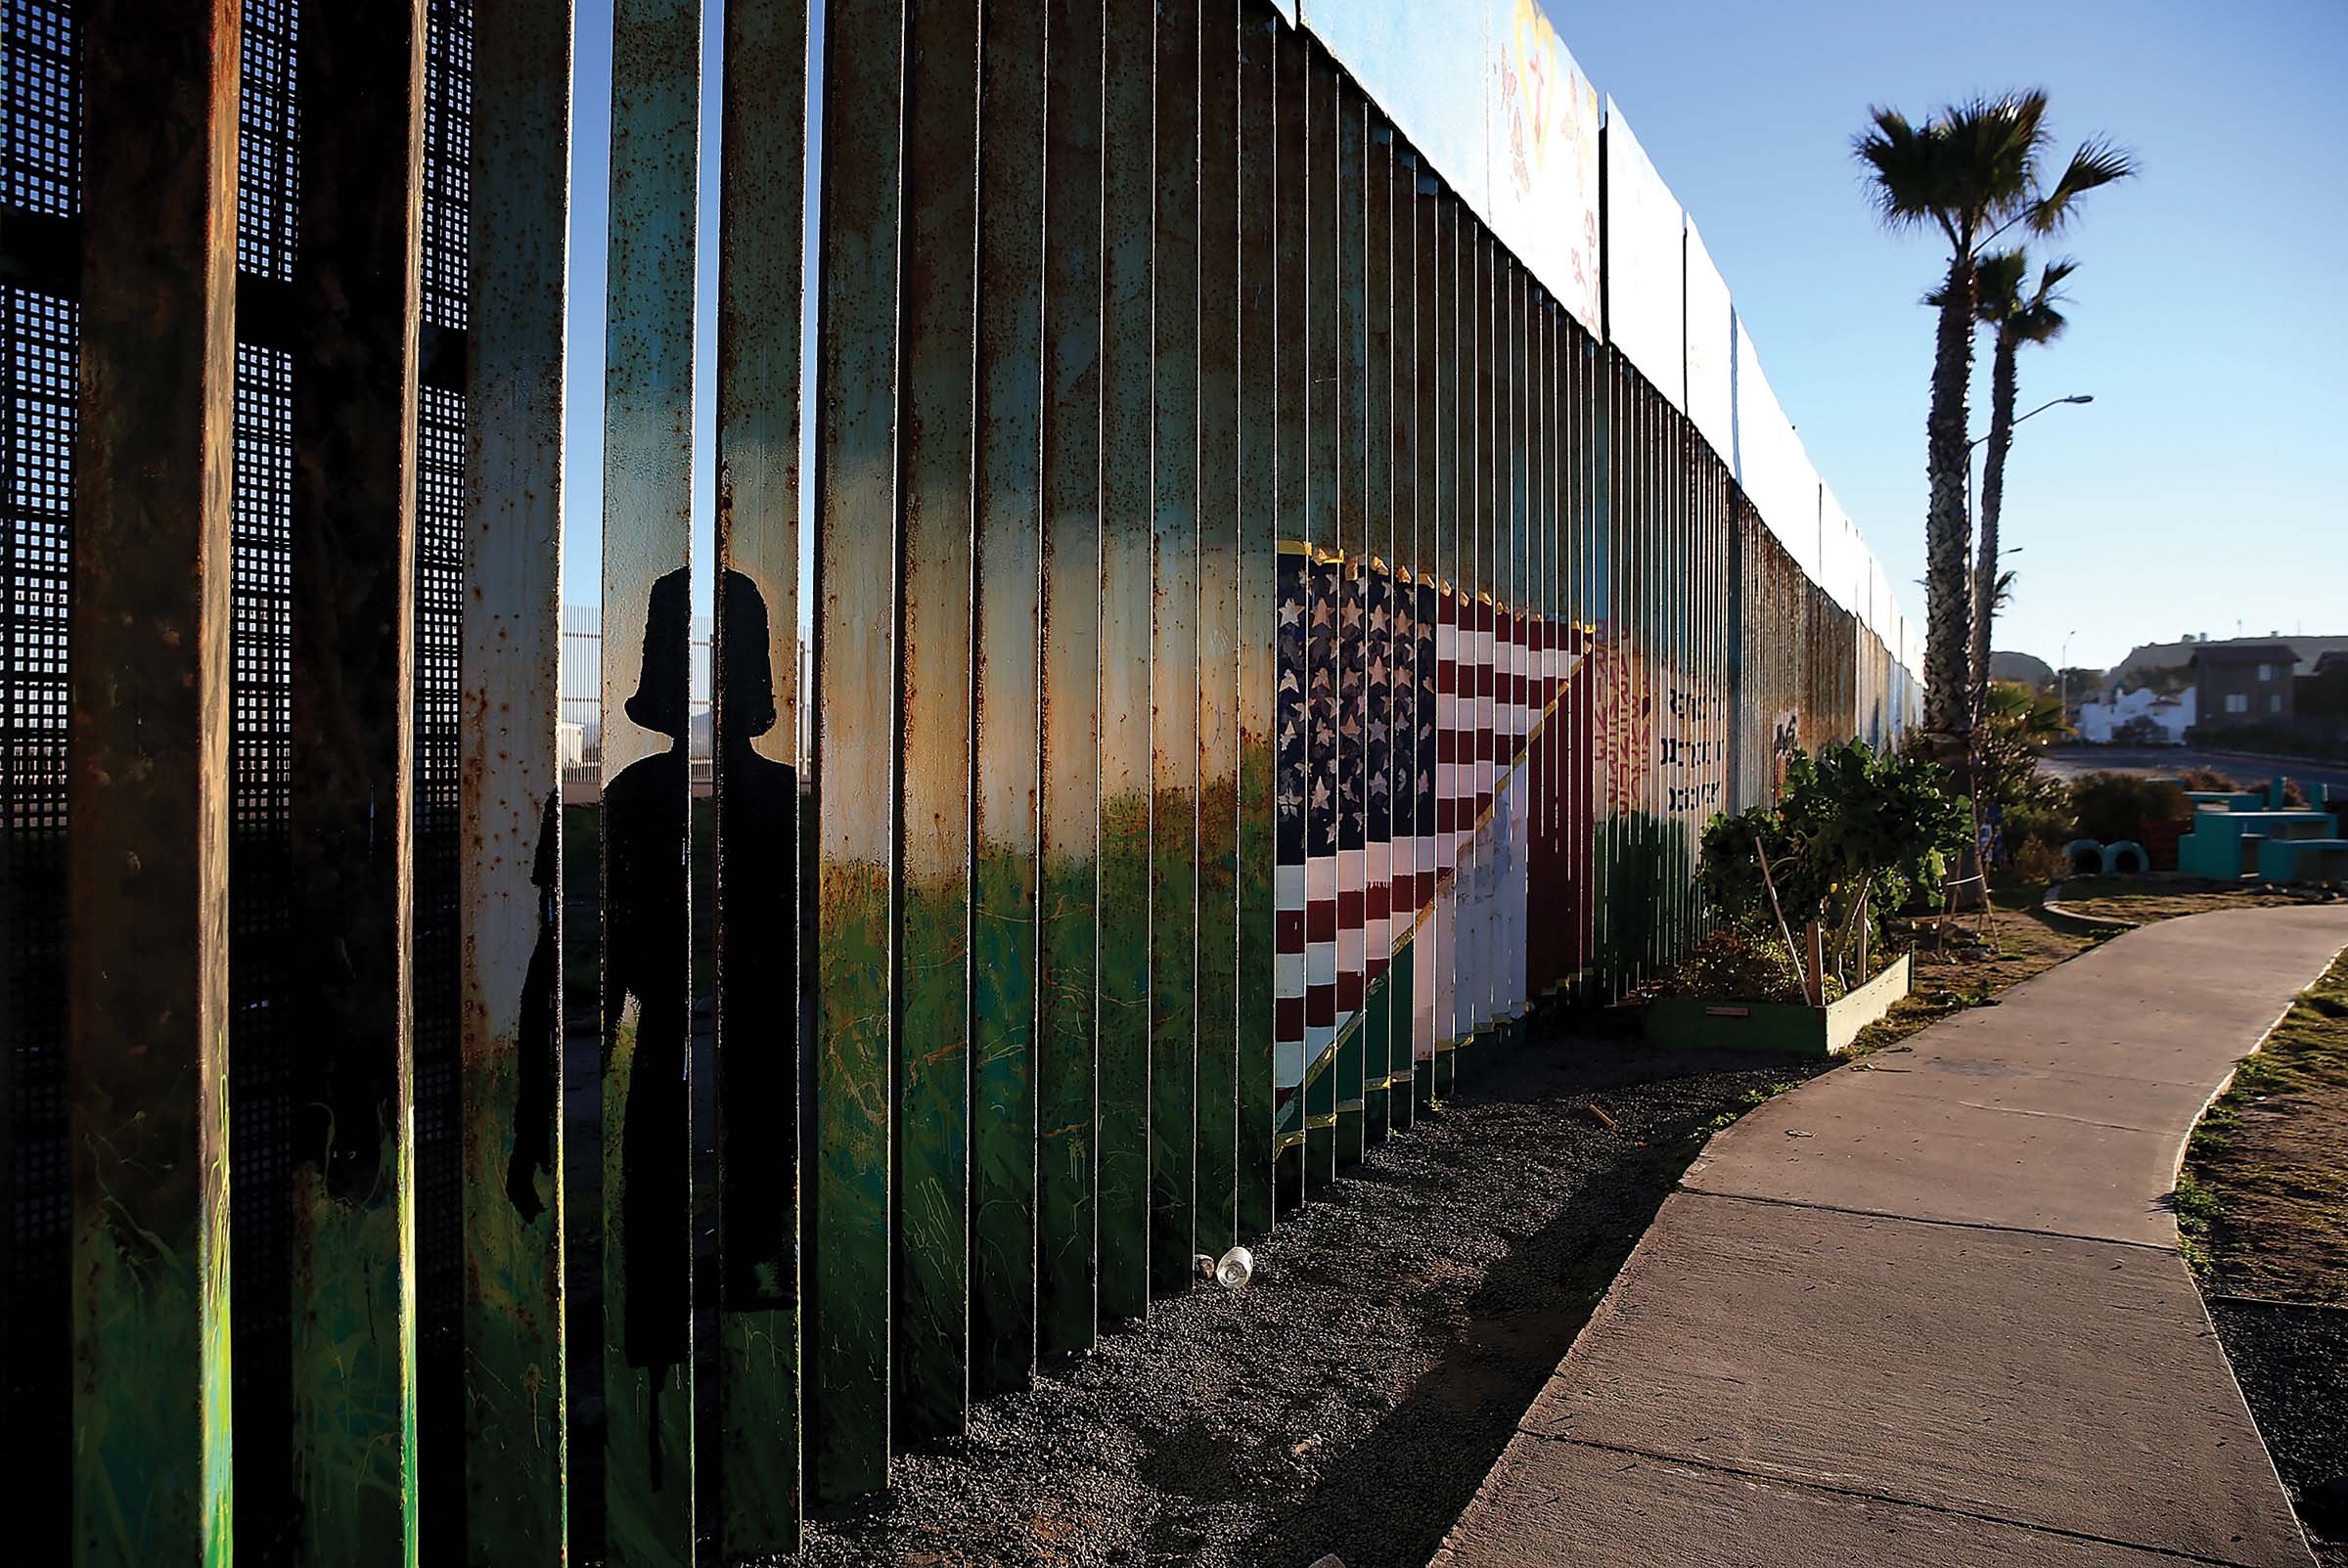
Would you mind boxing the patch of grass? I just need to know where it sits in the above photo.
[2179,950,2348,1304]
[2053,873,2326,926]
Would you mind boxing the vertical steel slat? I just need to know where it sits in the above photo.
[1037,0,1105,1356]
[1531,294,1546,1013]
[460,4,572,1556]
[1232,5,1279,1240]
[1492,257,1514,1047]
[1580,328,1603,1001]
[1726,490,1741,811]
[1558,319,1579,998]
[68,5,239,1559]
[1560,315,1579,992]
[808,0,903,1506]
[1410,167,1439,1118]
[1526,295,1545,1002]
[1269,20,1308,1209]
[1454,224,1476,1064]
[595,0,700,1549]
[1428,193,1458,1100]
[1550,303,1569,996]
[1602,353,1621,1000]
[1539,303,1559,1002]
[1148,0,1199,1295]
[971,0,1047,1398]
[283,4,427,1557]
[895,0,979,1447]
[1096,0,1155,1321]
[1192,0,1242,1260]
[1504,261,1528,1045]
[1542,301,1562,1001]
[1594,338,1614,1001]
[1498,247,1518,1045]
[1300,42,1338,1187]
[1523,290,1547,1008]
[713,0,805,1546]
[1462,226,1490,1073]
[1481,238,1505,1056]
[1385,145,1419,1134]
[1330,76,1366,1166]
[1360,121,1393,1143]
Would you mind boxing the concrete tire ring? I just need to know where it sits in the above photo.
[2101,840,2148,875]
[2065,838,2105,876]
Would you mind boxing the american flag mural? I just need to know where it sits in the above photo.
[1306,551,1341,1104]
[1335,558,1366,1031]
[1432,585,1462,1053]
[1414,575,1440,1067]
[1365,561,1393,992]
[1275,546,1309,1143]
[1387,562,1416,1103]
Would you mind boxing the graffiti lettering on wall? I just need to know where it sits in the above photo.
[1662,686,1724,813]
[1596,640,1653,813]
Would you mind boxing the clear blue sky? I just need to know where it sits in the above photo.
[562,0,2347,675]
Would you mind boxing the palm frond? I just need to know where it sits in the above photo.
[2035,256,2080,295]
[1853,106,1944,236]
[2030,137,2139,234]
[1961,249,2028,324]
[2009,256,2075,346]
[1949,91,2052,236]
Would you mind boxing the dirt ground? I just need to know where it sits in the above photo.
[2052,873,2336,926]
[782,1033,1829,1568]
[2181,951,2348,1304]
[2179,950,2348,1560]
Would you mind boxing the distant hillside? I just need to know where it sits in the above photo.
[1988,650,2055,692]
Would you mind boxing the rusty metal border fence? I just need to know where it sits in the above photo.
[6,2,1922,1561]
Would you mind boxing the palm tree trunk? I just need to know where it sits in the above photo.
[1970,329,2019,723]
[1923,252,1976,739]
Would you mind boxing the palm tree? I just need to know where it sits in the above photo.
[1968,253,2077,721]
[1854,94,2132,744]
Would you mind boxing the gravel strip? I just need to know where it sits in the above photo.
[782,1030,1826,1568]
[2207,1297,2348,1565]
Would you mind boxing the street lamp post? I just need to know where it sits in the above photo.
[1966,393,2095,538]
[2060,628,2079,725]
[1968,394,2094,713]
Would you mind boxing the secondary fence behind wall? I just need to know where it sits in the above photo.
[4,1,1921,1563]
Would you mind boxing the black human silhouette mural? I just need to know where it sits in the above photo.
[602,566,694,1483]
[506,792,562,1226]
[712,567,797,1314]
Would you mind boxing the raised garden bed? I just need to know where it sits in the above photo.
[1642,953,1914,1058]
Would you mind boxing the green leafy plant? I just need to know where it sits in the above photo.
[1969,680,2072,811]
[2010,836,2064,884]
[1650,923,1841,1008]
[1701,740,1972,1001]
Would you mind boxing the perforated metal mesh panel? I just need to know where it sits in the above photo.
[3,234,75,1510]
[4,0,76,215]
[413,13,474,1548]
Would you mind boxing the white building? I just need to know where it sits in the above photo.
[2077,686,2196,745]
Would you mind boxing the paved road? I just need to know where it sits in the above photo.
[2042,744,2348,795]
[1433,906,2348,1567]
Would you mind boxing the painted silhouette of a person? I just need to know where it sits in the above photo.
[601,567,694,1485]
[506,790,561,1226]
[712,568,797,1314]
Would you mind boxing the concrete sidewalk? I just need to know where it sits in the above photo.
[1434,906,2348,1568]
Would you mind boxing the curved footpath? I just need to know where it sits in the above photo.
[1433,906,2348,1568]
